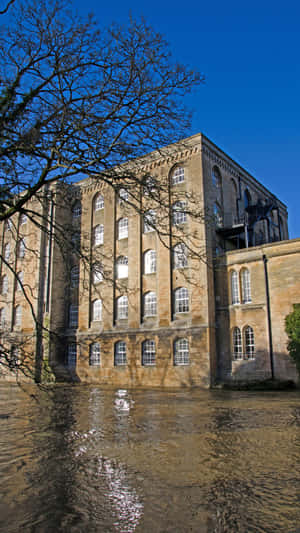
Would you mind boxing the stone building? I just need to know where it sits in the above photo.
[0,133,298,385]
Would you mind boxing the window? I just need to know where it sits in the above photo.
[144,250,156,274]
[17,271,23,291]
[144,292,157,317]
[118,218,128,240]
[5,220,12,232]
[232,327,242,360]
[142,339,156,366]
[4,243,10,261]
[241,268,251,303]
[143,209,156,233]
[119,188,129,202]
[20,214,27,225]
[14,305,22,327]
[1,275,8,295]
[231,271,240,304]
[214,203,223,227]
[92,299,102,321]
[93,224,104,246]
[10,346,20,367]
[244,189,251,209]
[93,263,103,284]
[94,194,104,211]
[115,341,127,366]
[18,238,25,258]
[116,256,128,279]
[71,232,81,250]
[0,308,6,327]
[173,243,188,269]
[172,201,187,225]
[72,201,81,218]
[70,266,79,288]
[174,287,189,313]
[143,175,157,196]
[212,166,222,189]
[244,326,255,359]
[67,343,77,367]
[69,304,78,328]
[174,338,189,365]
[89,342,101,366]
[117,295,128,319]
[171,166,185,185]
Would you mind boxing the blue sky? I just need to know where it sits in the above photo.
[72,0,300,238]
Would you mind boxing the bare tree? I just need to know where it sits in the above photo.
[0,0,205,381]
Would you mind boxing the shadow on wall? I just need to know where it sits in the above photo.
[230,351,298,383]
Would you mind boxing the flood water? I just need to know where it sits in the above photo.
[1,384,300,532]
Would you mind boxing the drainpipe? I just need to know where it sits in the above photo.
[263,254,274,379]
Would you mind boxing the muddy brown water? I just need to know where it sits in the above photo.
[1,383,300,532]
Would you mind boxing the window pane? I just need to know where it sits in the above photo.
[4,243,10,261]
[233,328,242,360]
[95,194,104,211]
[144,292,157,316]
[116,256,128,279]
[173,243,188,269]
[245,326,255,359]
[172,201,187,225]
[118,218,128,240]
[241,269,251,303]
[72,202,81,218]
[115,341,127,365]
[93,224,104,246]
[119,188,129,202]
[171,166,185,185]
[174,338,189,365]
[144,250,156,274]
[117,296,128,319]
[89,342,100,366]
[92,299,102,321]
[69,305,78,327]
[93,263,103,284]
[175,287,189,313]
[67,343,77,367]
[142,340,156,366]
[143,210,156,233]
[71,266,79,287]
[231,271,239,304]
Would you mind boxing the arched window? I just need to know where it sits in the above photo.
[17,271,23,291]
[92,299,102,321]
[172,201,187,225]
[71,232,81,251]
[212,166,222,189]
[241,268,251,303]
[232,327,242,360]
[4,242,10,261]
[93,224,104,246]
[117,295,128,319]
[244,189,251,209]
[116,256,128,279]
[143,209,156,233]
[115,341,127,366]
[67,343,77,367]
[14,305,22,327]
[244,326,255,359]
[118,218,128,240]
[118,188,129,202]
[18,238,25,258]
[1,275,8,295]
[72,201,81,218]
[94,194,104,211]
[173,243,188,269]
[89,342,101,366]
[174,338,189,366]
[214,203,223,227]
[174,287,189,313]
[142,339,156,366]
[231,271,240,304]
[144,291,157,317]
[0,308,6,326]
[144,250,156,274]
[93,263,103,284]
[70,265,79,288]
[171,166,185,186]
[69,304,78,328]
[20,214,27,225]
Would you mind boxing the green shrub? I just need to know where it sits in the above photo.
[285,304,300,376]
